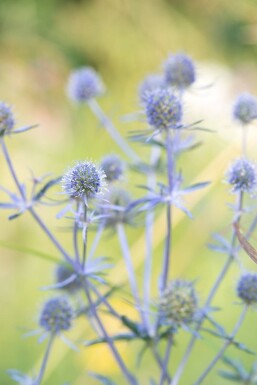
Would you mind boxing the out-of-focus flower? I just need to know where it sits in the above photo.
[164,53,196,89]
[67,67,105,102]
[226,158,257,193]
[233,93,257,125]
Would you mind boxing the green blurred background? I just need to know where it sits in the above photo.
[1,0,257,384]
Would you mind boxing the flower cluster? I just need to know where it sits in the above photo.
[226,158,257,193]
[237,273,257,305]
[145,88,182,130]
[62,160,106,200]
[67,67,105,102]
[0,102,15,135]
[164,53,196,89]
[233,93,257,125]
[158,279,198,326]
[39,297,73,334]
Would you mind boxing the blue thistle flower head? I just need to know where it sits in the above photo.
[145,88,182,130]
[67,67,105,102]
[237,273,257,305]
[138,74,166,103]
[100,154,124,182]
[158,279,198,326]
[62,161,106,200]
[101,186,133,227]
[0,102,15,135]
[233,93,257,125]
[164,53,196,89]
[226,158,257,193]
[39,297,73,334]
[55,264,82,294]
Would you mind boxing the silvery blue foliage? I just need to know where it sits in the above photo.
[237,273,257,304]
[233,93,257,125]
[39,297,73,333]
[62,160,106,200]
[67,67,105,102]
[0,102,15,135]
[226,158,257,193]
[164,53,196,89]
[145,88,182,130]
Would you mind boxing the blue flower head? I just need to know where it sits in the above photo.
[39,297,73,334]
[100,154,124,182]
[145,88,182,130]
[237,273,257,305]
[55,264,82,294]
[226,158,257,193]
[67,67,105,102]
[158,279,198,326]
[101,186,133,227]
[164,53,196,89]
[62,161,106,200]
[0,102,15,135]
[233,93,257,125]
[139,74,165,103]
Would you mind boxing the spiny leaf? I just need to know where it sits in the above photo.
[88,373,117,385]
[33,177,62,201]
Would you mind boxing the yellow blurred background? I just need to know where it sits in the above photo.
[1,0,257,384]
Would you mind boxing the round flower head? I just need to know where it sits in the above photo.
[226,158,257,193]
[237,273,257,305]
[55,264,82,294]
[67,67,105,102]
[0,102,15,135]
[101,186,133,227]
[100,154,124,182]
[158,279,198,326]
[145,88,182,130]
[139,74,165,103]
[39,297,73,334]
[62,161,106,200]
[164,53,196,89]
[233,93,257,125]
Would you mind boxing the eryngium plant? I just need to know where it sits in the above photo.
[2,52,257,385]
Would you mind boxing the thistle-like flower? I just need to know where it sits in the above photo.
[145,88,182,130]
[164,53,196,89]
[138,74,165,103]
[237,273,257,305]
[39,297,73,334]
[0,102,15,135]
[62,161,106,201]
[158,279,198,326]
[55,264,82,294]
[67,67,105,102]
[100,154,124,182]
[233,93,257,125]
[226,158,257,193]
[100,186,133,227]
